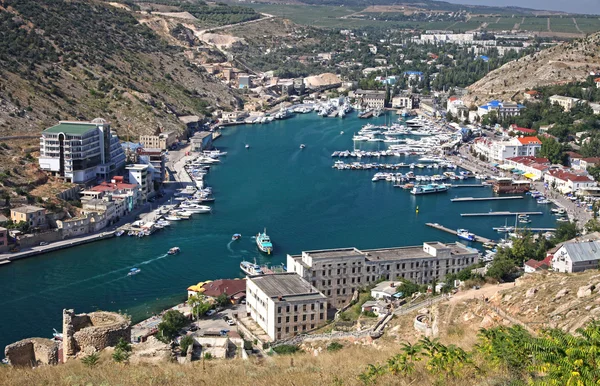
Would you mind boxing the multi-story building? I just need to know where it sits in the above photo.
[552,240,600,273]
[10,205,47,229]
[473,136,541,162]
[139,131,177,151]
[477,100,524,120]
[39,119,126,184]
[138,148,165,184]
[287,242,479,308]
[392,94,414,109]
[549,95,581,112]
[126,164,152,203]
[191,131,213,152]
[353,90,386,109]
[81,198,116,229]
[85,177,140,212]
[246,273,327,341]
[543,170,597,194]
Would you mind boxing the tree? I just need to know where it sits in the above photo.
[538,136,565,165]
[215,293,230,307]
[486,256,518,281]
[157,310,189,342]
[180,335,194,355]
[188,294,211,321]
[554,221,578,243]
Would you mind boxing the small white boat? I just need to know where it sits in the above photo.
[128,268,141,276]
[300,144,306,149]
[115,230,125,237]
[245,144,250,149]
[168,247,181,255]
[164,215,182,221]
[340,131,344,135]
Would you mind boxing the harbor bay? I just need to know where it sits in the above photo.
[0,113,559,352]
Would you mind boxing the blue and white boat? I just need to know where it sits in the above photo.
[232,233,242,241]
[457,229,475,242]
[410,183,449,195]
[128,268,141,276]
[256,228,273,254]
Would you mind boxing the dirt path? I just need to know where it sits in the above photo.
[513,16,524,30]
[572,17,583,34]
[547,17,551,32]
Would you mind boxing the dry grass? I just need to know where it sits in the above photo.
[0,343,510,386]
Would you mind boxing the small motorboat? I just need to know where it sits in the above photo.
[340,131,344,135]
[232,233,242,241]
[245,144,250,149]
[115,230,125,237]
[164,215,181,221]
[457,229,475,242]
[128,268,141,276]
[52,328,63,341]
[300,144,306,149]
[519,218,532,224]
[168,247,181,255]
[556,217,569,223]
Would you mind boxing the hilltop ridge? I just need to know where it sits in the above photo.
[466,32,600,103]
[0,0,239,137]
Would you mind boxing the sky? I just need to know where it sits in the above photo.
[440,0,598,15]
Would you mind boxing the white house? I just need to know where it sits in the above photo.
[472,137,541,162]
[543,170,597,194]
[551,241,600,273]
[370,281,403,300]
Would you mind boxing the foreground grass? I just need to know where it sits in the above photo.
[0,344,505,386]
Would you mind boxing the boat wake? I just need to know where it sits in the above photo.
[0,253,170,306]
[226,240,234,253]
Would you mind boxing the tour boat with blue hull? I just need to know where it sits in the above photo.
[256,229,273,254]
[410,183,449,195]
[457,229,475,242]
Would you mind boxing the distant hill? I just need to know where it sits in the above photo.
[0,0,239,137]
[466,32,600,103]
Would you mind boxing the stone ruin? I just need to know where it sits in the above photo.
[4,338,59,367]
[62,309,131,361]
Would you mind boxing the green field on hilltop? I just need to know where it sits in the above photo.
[576,17,600,33]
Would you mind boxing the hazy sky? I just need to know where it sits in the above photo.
[441,0,598,15]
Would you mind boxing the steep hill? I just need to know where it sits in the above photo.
[466,32,600,103]
[0,0,239,138]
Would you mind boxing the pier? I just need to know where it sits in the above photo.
[426,223,494,244]
[451,196,523,202]
[450,184,488,188]
[492,227,556,232]
[461,211,543,217]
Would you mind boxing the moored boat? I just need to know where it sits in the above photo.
[240,260,263,276]
[115,230,125,237]
[410,183,449,195]
[457,229,475,242]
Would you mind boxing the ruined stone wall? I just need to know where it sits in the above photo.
[4,338,58,367]
[63,309,131,360]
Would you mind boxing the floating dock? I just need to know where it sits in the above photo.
[451,196,523,202]
[450,184,488,188]
[426,223,494,244]
[492,227,556,232]
[461,211,543,217]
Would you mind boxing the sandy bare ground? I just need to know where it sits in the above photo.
[449,283,513,304]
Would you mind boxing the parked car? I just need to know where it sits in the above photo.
[226,319,236,326]
[39,242,48,246]
[189,324,198,332]
[206,309,216,316]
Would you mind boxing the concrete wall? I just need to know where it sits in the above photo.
[4,338,59,367]
[63,309,131,360]
[17,230,62,248]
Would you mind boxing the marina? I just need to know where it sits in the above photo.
[451,196,524,202]
[0,112,560,352]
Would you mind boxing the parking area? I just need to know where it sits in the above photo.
[190,304,245,333]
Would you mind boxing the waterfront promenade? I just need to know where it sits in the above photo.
[0,144,194,265]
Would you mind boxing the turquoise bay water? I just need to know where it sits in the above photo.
[0,113,556,351]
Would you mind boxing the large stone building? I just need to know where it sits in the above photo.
[246,273,327,341]
[10,205,47,229]
[549,95,581,112]
[353,89,386,109]
[138,148,165,184]
[126,164,152,203]
[139,131,177,151]
[38,119,126,184]
[287,242,479,308]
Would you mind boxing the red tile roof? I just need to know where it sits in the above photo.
[516,136,542,145]
[200,279,246,298]
[547,169,594,182]
[582,157,600,164]
[506,156,550,166]
[524,255,552,270]
[595,78,600,83]
[524,90,539,95]
[513,127,536,134]
[565,151,583,159]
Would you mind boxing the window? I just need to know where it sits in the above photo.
[302,315,306,321]
[294,305,298,312]
[286,316,290,323]
[294,326,298,332]
[311,314,315,320]
[311,304,315,311]
[303,304,307,312]
[294,316,298,322]
[320,313,324,319]
[285,327,289,333]
[277,307,282,313]
[278,317,281,324]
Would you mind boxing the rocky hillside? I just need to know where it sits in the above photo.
[466,32,600,103]
[0,0,239,138]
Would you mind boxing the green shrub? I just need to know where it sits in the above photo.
[80,352,100,367]
[180,335,194,354]
[272,344,300,355]
[327,342,343,352]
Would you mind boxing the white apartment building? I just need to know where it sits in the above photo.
[543,170,597,194]
[473,136,541,162]
[549,95,581,112]
[287,242,479,308]
[392,95,413,109]
[552,241,600,273]
[126,164,152,203]
[246,273,327,341]
[39,119,126,184]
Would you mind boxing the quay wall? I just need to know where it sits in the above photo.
[17,230,62,248]
[4,338,59,367]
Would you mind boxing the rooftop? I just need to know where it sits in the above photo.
[562,241,600,263]
[516,137,542,145]
[126,164,149,171]
[303,248,364,260]
[90,181,138,193]
[44,121,99,135]
[249,273,325,300]
[200,279,246,297]
[11,205,45,214]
